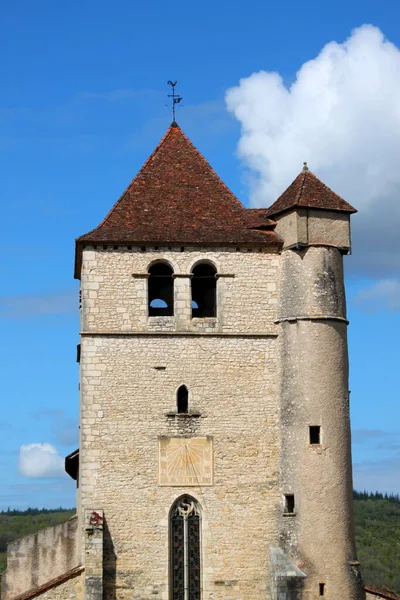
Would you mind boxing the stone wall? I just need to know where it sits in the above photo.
[80,246,279,334]
[274,208,351,251]
[79,246,281,599]
[1,517,79,600]
[277,246,363,600]
[79,334,280,600]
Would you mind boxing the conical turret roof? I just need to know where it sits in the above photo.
[265,168,356,217]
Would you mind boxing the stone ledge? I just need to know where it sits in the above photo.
[165,412,202,418]
[275,315,349,324]
[80,331,278,338]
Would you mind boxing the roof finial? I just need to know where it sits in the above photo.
[167,80,183,124]
[303,161,309,172]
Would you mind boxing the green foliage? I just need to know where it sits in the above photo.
[0,495,399,592]
[353,490,400,592]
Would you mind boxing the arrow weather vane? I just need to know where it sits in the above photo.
[167,80,182,122]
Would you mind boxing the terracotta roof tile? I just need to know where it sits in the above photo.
[265,168,357,217]
[77,123,281,248]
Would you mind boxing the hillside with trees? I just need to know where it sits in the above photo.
[353,491,400,592]
[0,493,399,591]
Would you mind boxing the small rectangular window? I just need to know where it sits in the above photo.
[309,425,321,445]
[319,583,325,596]
[284,494,295,514]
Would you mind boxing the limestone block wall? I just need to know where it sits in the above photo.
[79,335,280,600]
[1,517,79,600]
[80,247,279,334]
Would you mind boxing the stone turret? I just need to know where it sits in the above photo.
[266,165,364,599]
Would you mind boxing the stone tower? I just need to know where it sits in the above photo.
[1,125,364,600]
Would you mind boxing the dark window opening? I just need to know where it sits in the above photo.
[148,263,174,316]
[177,386,189,413]
[284,494,295,514]
[319,583,325,596]
[191,263,217,318]
[309,425,321,445]
[170,496,201,600]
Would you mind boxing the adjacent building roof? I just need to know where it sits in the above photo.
[265,167,357,217]
[75,122,281,276]
[65,448,79,481]
[364,586,400,600]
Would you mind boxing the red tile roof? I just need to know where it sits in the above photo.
[265,167,357,217]
[75,123,281,275]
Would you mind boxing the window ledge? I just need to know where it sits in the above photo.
[283,512,297,517]
[165,412,202,418]
[148,316,175,320]
[191,317,217,322]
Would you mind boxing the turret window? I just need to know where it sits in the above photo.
[177,386,189,414]
[191,263,217,318]
[148,262,174,316]
[309,426,321,445]
[284,494,295,515]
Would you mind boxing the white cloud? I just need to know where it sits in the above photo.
[355,278,400,310]
[225,25,400,276]
[19,443,66,479]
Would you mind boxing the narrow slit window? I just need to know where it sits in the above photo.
[319,583,325,596]
[177,386,189,414]
[148,263,174,316]
[284,494,295,514]
[309,425,321,445]
[191,263,217,318]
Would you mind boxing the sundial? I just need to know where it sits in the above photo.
[159,437,213,486]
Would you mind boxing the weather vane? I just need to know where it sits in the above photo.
[167,80,182,122]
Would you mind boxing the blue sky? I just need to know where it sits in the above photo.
[1,0,399,509]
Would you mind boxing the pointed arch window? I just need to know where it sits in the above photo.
[191,263,217,318]
[177,386,189,414]
[148,262,174,316]
[170,496,201,600]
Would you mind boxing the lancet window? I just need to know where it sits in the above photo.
[177,385,189,414]
[170,496,201,600]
